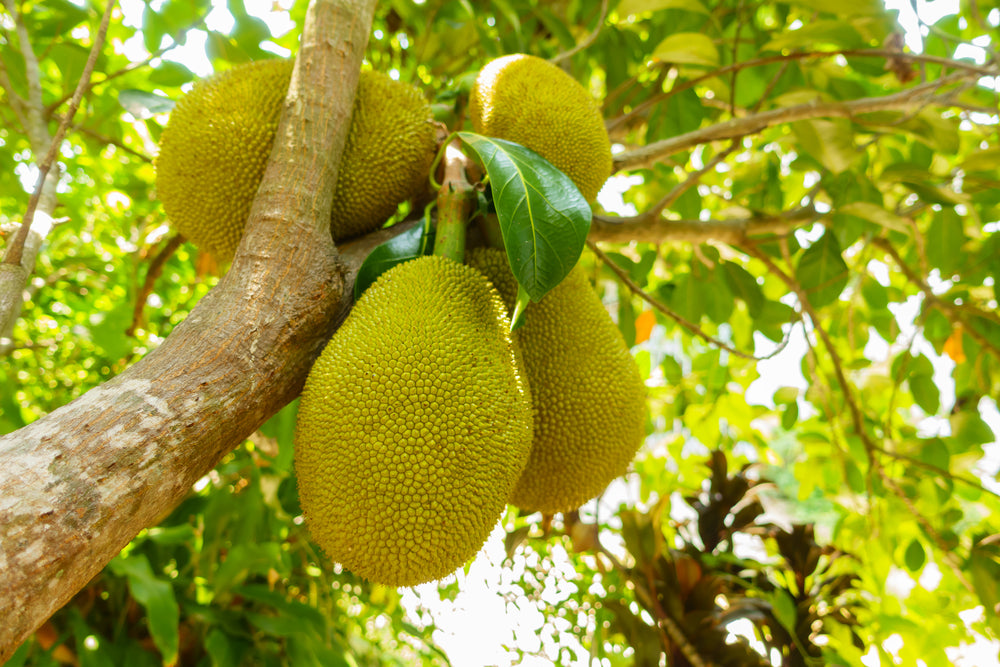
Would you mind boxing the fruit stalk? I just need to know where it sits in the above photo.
[431,141,476,263]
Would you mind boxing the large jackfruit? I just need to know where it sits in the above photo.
[468,248,646,514]
[155,60,436,262]
[294,256,533,586]
[469,54,612,202]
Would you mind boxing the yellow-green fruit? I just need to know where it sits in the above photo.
[155,59,292,262]
[469,54,612,202]
[331,71,437,239]
[294,256,533,586]
[468,248,646,514]
[155,61,436,261]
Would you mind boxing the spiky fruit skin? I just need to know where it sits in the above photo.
[155,59,293,262]
[468,248,646,514]
[155,62,436,261]
[294,256,533,587]
[469,54,612,202]
[331,72,437,239]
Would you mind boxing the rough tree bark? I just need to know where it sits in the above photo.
[0,0,379,659]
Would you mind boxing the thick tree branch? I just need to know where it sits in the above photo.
[0,0,378,660]
[614,72,976,172]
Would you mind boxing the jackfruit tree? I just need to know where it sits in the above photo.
[1,0,999,665]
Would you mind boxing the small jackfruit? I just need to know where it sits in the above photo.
[294,256,533,586]
[155,60,436,262]
[469,54,612,202]
[469,248,646,514]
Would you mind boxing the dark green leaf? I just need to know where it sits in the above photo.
[457,132,592,302]
[108,555,179,665]
[924,208,966,276]
[904,539,925,571]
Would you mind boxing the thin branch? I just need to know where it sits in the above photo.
[602,141,738,227]
[873,443,1000,502]
[590,203,820,245]
[873,237,1000,362]
[746,244,978,594]
[3,0,116,267]
[64,118,153,163]
[614,72,977,172]
[607,49,997,134]
[127,234,185,337]
[44,10,210,116]
[588,239,795,361]
[549,0,609,65]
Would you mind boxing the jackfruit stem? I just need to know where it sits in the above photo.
[432,141,476,263]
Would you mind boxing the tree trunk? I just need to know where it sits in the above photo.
[0,0,379,660]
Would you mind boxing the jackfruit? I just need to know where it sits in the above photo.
[469,54,612,202]
[294,255,533,586]
[155,60,436,262]
[468,248,646,514]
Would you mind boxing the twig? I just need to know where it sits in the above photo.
[3,0,117,267]
[549,0,609,65]
[873,237,1000,362]
[126,234,185,337]
[587,239,795,361]
[602,141,738,227]
[607,50,997,134]
[614,72,977,172]
[746,244,979,594]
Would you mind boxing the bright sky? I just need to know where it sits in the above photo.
[109,0,999,665]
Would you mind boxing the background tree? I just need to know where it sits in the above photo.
[1,0,998,665]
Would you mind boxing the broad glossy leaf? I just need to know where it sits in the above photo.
[457,132,591,302]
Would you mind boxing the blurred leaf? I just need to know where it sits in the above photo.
[796,230,849,308]
[651,33,719,66]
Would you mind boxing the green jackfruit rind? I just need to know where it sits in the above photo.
[294,256,533,587]
[468,248,647,514]
[155,59,293,262]
[331,72,437,239]
[469,54,613,202]
[155,62,436,261]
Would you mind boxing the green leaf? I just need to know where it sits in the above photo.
[791,119,855,174]
[904,539,926,571]
[109,555,179,665]
[839,202,910,233]
[119,89,176,118]
[651,33,719,67]
[618,0,709,16]
[353,222,434,300]
[721,261,764,317]
[949,410,994,448]
[147,61,195,87]
[924,208,966,276]
[909,375,940,415]
[795,230,849,308]
[457,132,592,302]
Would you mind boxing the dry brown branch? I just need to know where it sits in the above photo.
[0,0,378,659]
[614,72,976,172]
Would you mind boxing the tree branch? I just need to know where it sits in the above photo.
[590,204,819,245]
[0,0,378,660]
[614,72,976,172]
